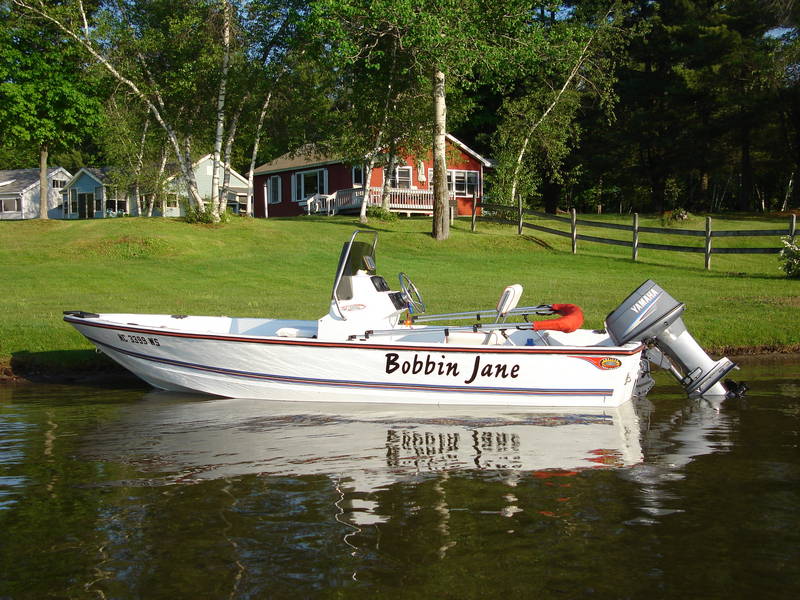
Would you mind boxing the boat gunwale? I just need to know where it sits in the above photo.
[64,315,645,357]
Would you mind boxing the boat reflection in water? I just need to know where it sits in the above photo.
[83,393,729,526]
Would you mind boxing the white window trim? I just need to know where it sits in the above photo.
[427,168,480,197]
[389,165,413,189]
[292,168,328,202]
[267,175,282,204]
[352,165,365,187]
[0,197,22,212]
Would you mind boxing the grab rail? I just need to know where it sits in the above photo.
[347,319,549,341]
[410,305,555,323]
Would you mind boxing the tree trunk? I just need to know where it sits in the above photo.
[358,159,374,223]
[432,68,449,240]
[248,90,274,217]
[739,122,753,211]
[38,143,49,219]
[651,174,666,214]
[134,184,142,216]
[382,145,397,212]
[542,179,561,214]
[210,0,232,219]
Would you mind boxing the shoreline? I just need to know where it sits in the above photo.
[3,344,799,387]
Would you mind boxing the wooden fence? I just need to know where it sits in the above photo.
[473,203,797,270]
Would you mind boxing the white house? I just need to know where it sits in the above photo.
[162,154,250,217]
[0,167,72,220]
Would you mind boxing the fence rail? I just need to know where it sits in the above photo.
[474,203,797,270]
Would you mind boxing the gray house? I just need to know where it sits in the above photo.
[0,167,72,220]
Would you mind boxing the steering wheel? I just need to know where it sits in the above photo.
[398,272,426,314]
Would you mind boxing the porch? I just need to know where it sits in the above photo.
[303,187,473,217]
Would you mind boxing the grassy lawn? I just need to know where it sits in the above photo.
[1,213,798,378]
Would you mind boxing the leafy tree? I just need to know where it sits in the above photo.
[490,2,629,215]
[312,0,524,240]
[0,3,102,218]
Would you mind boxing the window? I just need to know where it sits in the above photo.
[352,165,364,187]
[427,169,480,197]
[267,175,282,204]
[0,197,21,212]
[51,179,66,189]
[166,194,179,208]
[293,168,327,202]
[388,166,412,189]
[70,189,78,214]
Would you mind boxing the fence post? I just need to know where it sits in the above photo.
[705,216,712,270]
[632,213,639,261]
[471,195,478,232]
[571,208,577,254]
[790,214,797,242]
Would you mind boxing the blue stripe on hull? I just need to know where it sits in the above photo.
[88,337,615,398]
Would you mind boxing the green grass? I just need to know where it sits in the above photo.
[1,213,798,377]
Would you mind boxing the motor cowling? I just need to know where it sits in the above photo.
[605,280,737,398]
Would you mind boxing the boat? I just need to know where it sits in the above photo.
[64,230,739,407]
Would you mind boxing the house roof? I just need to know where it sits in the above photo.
[253,135,492,176]
[0,168,71,196]
[163,154,249,186]
[253,144,340,176]
[445,134,493,168]
[64,167,112,189]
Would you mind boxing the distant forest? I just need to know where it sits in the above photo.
[3,0,800,215]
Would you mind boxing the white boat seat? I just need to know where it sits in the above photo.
[445,330,506,346]
[495,284,523,322]
[276,326,316,338]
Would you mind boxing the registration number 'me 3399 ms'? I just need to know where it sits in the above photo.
[117,333,160,346]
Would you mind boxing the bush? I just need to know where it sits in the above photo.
[366,206,398,222]
[779,236,800,278]
[661,207,690,226]
[184,202,233,224]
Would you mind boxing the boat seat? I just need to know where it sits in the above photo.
[445,330,506,346]
[495,284,523,322]
[276,326,317,338]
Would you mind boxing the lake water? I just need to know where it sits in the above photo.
[1,360,799,599]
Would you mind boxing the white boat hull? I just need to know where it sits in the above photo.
[66,314,644,407]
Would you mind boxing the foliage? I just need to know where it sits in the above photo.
[489,2,632,213]
[184,201,233,224]
[661,207,690,226]
[365,206,398,222]
[779,236,800,278]
[0,6,102,153]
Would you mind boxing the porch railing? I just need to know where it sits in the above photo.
[305,187,460,216]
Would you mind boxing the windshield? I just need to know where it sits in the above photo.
[331,232,378,302]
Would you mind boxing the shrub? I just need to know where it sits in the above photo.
[366,206,398,222]
[184,202,233,224]
[661,207,690,226]
[779,236,800,278]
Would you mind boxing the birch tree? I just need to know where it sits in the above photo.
[12,0,242,217]
[490,3,628,214]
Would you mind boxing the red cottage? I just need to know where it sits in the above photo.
[252,134,492,218]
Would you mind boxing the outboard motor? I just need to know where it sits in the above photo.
[605,280,737,398]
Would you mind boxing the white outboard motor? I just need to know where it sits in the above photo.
[605,280,737,398]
